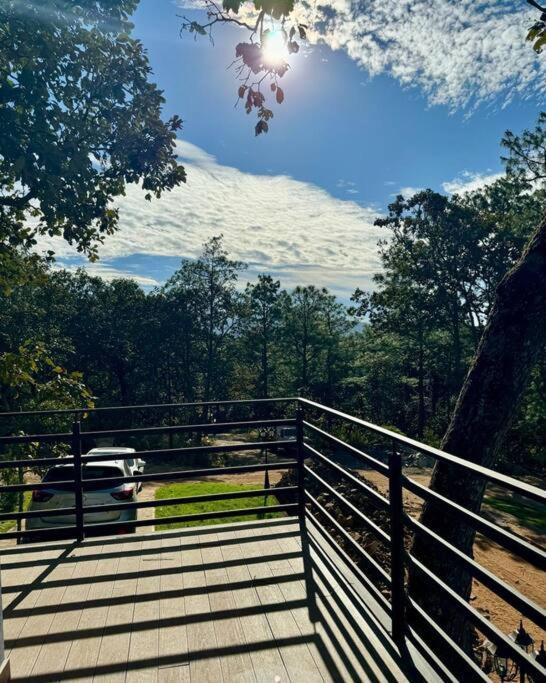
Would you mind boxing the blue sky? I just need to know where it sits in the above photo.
[47,0,546,299]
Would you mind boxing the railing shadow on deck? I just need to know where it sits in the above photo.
[3,517,435,683]
[0,397,544,682]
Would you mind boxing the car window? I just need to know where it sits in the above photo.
[43,466,124,481]
[42,465,125,490]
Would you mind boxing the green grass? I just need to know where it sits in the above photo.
[154,481,285,530]
[484,494,546,534]
[0,492,32,533]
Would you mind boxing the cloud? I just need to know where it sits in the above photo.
[442,170,503,194]
[38,141,385,297]
[54,261,160,287]
[294,0,545,109]
[397,186,424,198]
[336,179,360,195]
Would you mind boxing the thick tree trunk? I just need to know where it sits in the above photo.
[408,215,546,650]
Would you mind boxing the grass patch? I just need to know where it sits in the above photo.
[0,492,32,533]
[154,481,284,530]
[484,494,546,534]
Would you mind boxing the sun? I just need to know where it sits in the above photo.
[262,30,289,68]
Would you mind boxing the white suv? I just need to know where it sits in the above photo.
[26,459,139,540]
[86,447,145,477]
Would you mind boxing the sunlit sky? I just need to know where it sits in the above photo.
[47,0,546,299]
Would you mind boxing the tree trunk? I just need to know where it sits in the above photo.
[408,215,546,650]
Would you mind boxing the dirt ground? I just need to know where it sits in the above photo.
[360,468,545,645]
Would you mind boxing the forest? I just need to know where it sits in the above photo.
[1,114,544,476]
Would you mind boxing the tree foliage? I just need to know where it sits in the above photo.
[180,0,306,134]
[0,0,186,290]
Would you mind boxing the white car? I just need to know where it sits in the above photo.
[26,459,139,540]
[86,447,145,477]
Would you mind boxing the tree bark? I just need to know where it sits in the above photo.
[408,215,546,650]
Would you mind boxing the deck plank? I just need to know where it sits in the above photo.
[62,543,120,683]
[234,524,324,682]
[1,519,448,683]
[29,542,105,681]
[217,526,291,683]
[200,532,256,683]
[4,541,87,679]
[157,533,190,683]
[125,534,164,683]
[93,537,143,683]
[180,528,224,683]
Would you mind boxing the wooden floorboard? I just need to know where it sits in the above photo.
[1,517,449,683]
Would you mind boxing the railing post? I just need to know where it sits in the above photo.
[296,403,305,520]
[72,420,84,542]
[389,439,406,643]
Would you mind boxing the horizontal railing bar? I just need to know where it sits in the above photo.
[407,598,490,682]
[81,418,296,440]
[304,464,390,544]
[82,486,297,515]
[305,490,390,586]
[299,398,546,504]
[0,431,72,445]
[303,442,389,510]
[0,397,297,420]
[0,506,299,540]
[0,487,298,521]
[0,440,296,469]
[407,553,546,680]
[405,515,546,628]
[0,506,76,521]
[82,504,298,532]
[0,462,297,494]
[0,524,78,540]
[0,479,75,493]
[305,512,391,614]
[403,476,545,569]
[80,440,296,463]
[0,460,298,494]
[0,455,75,469]
[0,419,295,446]
[303,420,389,475]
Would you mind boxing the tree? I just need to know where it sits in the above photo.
[409,113,546,651]
[318,292,354,406]
[281,285,351,399]
[243,274,286,398]
[0,0,186,290]
[163,236,245,402]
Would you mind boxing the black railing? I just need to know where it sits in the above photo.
[0,397,544,681]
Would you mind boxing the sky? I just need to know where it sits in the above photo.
[46,0,546,299]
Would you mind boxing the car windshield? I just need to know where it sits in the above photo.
[42,465,124,491]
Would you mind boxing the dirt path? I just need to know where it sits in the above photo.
[360,468,545,643]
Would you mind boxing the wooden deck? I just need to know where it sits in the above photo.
[1,517,450,682]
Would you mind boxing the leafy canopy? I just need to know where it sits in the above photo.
[0,0,186,289]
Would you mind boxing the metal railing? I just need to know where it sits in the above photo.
[298,398,545,682]
[0,398,299,541]
[0,396,544,681]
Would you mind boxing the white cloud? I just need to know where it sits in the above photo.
[397,186,424,198]
[293,1,546,109]
[54,261,160,287]
[38,141,385,297]
[442,170,503,194]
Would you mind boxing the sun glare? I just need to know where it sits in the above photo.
[262,30,289,67]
